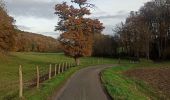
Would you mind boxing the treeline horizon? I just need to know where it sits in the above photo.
[95,0,170,61]
[1,0,170,61]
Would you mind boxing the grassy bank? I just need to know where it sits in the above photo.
[0,52,116,99]
[101,60,170,100]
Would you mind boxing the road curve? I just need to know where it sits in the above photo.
[52,64,114,100]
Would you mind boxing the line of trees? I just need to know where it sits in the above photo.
[2,0,170,62]
[92,33,118,57]
[111,0,170,60]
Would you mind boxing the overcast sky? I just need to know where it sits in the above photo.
[5,0,149,38]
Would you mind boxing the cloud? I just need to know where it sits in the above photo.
[93,12,128,20]
[5,0,59,19]
[41,31,60,38]
[17,25,32,30]
[117,10,126,14]
[4,0,143,38]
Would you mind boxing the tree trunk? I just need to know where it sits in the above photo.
[158,40,161,59]
[75,58,80,66]
[146,42,150,60]
[147,49,150,60]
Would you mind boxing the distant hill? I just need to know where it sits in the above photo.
[14,30,61,52]
[0,2,60,53]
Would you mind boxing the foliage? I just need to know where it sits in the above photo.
[14,30,60,52]
[55,0,104,65]
[113,0,170,60]
[93,34,118,57]
[0,1,16,53]
[0,1,60,54]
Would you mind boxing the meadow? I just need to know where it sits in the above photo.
[0,52,116,100]
[1,52,169,100]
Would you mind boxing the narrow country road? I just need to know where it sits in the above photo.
[52,65,114,100]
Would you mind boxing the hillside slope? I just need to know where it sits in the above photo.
[15,30,60,52]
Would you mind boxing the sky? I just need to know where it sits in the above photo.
[5,0,150,38]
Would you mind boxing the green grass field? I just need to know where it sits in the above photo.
[0,52,117,100]
[2,52,169,100]
[101,60,170,100]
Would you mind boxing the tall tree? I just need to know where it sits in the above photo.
[0,1,16,53]
[113,0,170,60]
[55,0,104,65]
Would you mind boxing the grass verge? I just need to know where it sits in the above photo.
[22,66,80,100]
[101,60,170,100]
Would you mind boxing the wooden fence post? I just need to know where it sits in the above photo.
[36,66,40,89]
[19,65,23,98]
[67,62,69,69]
[55,64,57,76]
[62,62,64,72]
[72,63,74,67]
[49,64,52,79]
[58,63,61,74]
[69,62,70,69]
[65,62,67,71]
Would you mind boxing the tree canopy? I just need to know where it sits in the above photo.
[0,1,16,53]
[55,0,104,65]
[113,0,170,60]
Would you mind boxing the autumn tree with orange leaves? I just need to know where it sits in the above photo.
[0,1,16,54]
[55,0,104,65]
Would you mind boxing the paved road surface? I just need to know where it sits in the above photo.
[52,65,114,100]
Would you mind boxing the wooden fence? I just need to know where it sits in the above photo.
[0,58,106,99]
[18,62,75,98]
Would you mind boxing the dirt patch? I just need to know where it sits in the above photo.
[123,67,170,99]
